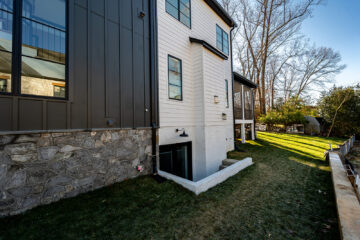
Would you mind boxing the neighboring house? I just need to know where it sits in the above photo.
[0,0,158,216]
[233,72,257,143]
[157,0,236,181]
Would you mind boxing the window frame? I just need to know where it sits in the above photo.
[216,24,229,56]
[165,0,191,29]
[168,55,183,101]
[0,0,69,100]
[225,79,229,108]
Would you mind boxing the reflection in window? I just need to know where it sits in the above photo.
[165,0,191,28]
[216,25,229,55]
[168,55,182,100]
[53,84,65,98]
[21,0,66,98]
[0,0,13,93]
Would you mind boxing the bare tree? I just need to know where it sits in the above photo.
[236,0,322,114]
[291,46,346,98]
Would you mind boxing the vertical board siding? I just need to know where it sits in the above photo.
[71,3,88,129]
[18,99,42,130]
[47,102,67,129]
[0,0,154,132]
[0,97,12,131]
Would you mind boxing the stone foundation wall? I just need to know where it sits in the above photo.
[0,129,153,216]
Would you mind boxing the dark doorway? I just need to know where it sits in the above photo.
[159,142,192,180]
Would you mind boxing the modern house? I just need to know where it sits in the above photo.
[233,72,257,143]
[0,0,254,216]
[157,0,237,181]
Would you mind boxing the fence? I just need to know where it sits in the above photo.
[337,135,356,158]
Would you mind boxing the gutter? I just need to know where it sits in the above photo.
[230,26,236,150]
[149,0,159,174]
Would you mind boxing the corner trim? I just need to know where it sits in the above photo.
[189,37,228,60]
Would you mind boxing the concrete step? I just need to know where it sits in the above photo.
[222,159,239,166]
[219,165,227,170]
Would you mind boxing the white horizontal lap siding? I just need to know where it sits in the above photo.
[158,0,232,129]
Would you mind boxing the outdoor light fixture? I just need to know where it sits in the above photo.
[176,128,189,137]
[214,95,219,104]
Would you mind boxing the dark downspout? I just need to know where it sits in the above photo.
[230,26,236,150]
[149,0,159,174]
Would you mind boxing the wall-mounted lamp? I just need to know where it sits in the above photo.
[176,128,189,137]
[222,113,227,120]
[214,95,219,104]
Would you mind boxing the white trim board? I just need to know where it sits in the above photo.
[235,120,254,124]
[158,157,253,195]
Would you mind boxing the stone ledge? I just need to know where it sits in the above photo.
[158,157,253,195]
[329,152,360,240]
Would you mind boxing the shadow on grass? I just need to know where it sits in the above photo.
[0,134,339,240]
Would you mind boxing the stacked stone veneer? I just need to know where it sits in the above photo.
[0,129,153,216]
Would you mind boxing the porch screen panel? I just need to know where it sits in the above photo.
[234,91,242,119]
[244,86,253,120]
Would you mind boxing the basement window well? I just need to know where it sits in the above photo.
[159,142,192,181]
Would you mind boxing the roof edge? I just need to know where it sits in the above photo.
[233,72,257,88]
[203,0,236,28]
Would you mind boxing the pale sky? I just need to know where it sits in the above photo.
[301,0,360,88]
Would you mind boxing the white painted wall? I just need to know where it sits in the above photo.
[158,0,234,181]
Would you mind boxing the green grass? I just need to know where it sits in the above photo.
[0,132,345,240]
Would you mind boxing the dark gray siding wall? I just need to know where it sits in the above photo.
[0,0,156,132]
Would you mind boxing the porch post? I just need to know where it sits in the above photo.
[251,122,255,140]
[241,123,246,143]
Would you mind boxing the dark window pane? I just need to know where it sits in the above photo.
[180,2,190,17]
[165,1,178,19]
[225,79,229,108]
[168,56,182,100]
[0,10,12,51]
[20,0,66,98]
[169,56,181,73]
[180,13,190,27]
[22,0,66,30]
[169,85,182,100]
[169,71,181,86]
[0,0,13,12]
[21,55,65,97]
[216,25,229,55]
[180,0,190,8]
[53,85,65,98]
[166,0,178,8]
[21,18,65,63]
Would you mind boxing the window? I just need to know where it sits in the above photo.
[168,55,182,100]
[0,79,8,92]
[225,79,229,108]
[0,0,67,99]
[165,0,191,28]
[159,142,192,180]
[216,25,229,55]
[53,85,65,98]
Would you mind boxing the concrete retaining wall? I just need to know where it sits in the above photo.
[0,129,153,217]
[329,151,360,240]
[158,157,253,195]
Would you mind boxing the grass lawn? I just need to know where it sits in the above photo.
[0,132,345,240]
